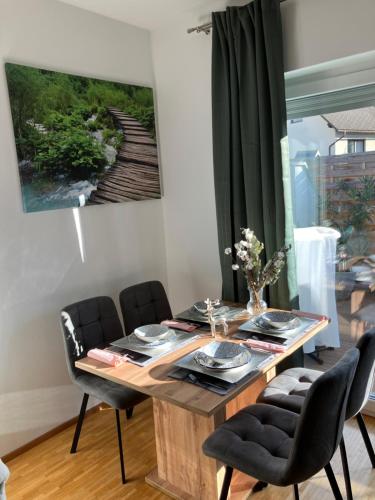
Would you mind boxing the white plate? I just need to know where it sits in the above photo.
[134,324,171,343]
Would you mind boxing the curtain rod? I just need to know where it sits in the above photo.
[187,0,287,34]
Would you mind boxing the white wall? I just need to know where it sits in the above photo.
[152,26,222,313]
[0,0,167,456]
[287,116,336,158]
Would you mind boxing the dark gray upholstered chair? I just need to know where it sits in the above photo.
[0,459,9,500]
[119,280,172,335]
[203,348,359,500]
[257,329,375,500]
[60,296,147,484]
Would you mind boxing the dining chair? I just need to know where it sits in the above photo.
[119,280,172,335]
[0,459,9,500]
[60,296,148,484]
[203,348,359,500]
[256,329,375,500]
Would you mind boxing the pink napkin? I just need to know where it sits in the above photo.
[244,339,287,353]
[87,348,128,367]
[161,319,198,332]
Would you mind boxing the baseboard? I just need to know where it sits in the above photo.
[2,403,103,463]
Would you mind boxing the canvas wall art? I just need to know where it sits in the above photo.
[5,63,161,213]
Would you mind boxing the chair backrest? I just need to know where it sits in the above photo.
[119,281,172,335]
[346,328,375,418]
[284,347,359,485]
[60,296,124,380]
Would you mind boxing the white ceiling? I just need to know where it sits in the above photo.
[58,0,236,31]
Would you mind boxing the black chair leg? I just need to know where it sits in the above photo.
[293,484,299,500]
[70,393,89,454]
[219,466,233,500]
[339,437,353,500]
[115,409,126,484]
[356,413,375,468]
[126,407,134,420]
[252,480,268,492]
[325,463,343,500]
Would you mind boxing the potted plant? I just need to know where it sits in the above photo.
[225,228,290,314]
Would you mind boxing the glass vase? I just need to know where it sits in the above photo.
[247,287,267,315]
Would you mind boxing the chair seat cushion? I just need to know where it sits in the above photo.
[257,367,323,413]
[76,373,147,409]
[203,404,298,486]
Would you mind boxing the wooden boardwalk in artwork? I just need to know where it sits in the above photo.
[89,107,161,204]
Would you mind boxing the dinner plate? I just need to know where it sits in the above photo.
[134,324,171,343]
[193,341,251,371]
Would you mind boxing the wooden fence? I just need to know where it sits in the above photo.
[318,152,375,252]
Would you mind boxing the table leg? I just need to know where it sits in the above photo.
[351,290,366,314]
[146,398,226,499]
[147,374,270,499]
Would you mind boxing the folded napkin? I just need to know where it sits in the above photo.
[87,348,128,367]
[244,339,287,353]
[161,319,198,332]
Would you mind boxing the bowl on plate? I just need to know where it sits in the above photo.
[133,324,171,343]
[194,341,251,370]
[255,311,300,330]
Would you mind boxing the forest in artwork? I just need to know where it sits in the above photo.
[5,63,160,213]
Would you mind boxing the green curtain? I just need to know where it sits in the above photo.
[212,0,297,309]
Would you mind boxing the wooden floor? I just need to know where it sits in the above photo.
[89,107,161,204]
[5,398,375,499]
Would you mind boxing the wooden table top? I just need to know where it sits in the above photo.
[75,309,328,417]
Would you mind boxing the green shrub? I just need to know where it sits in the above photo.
[15,124,43,160]
[35,128,106,178]
[87,120,99,131]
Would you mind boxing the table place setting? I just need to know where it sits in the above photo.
[233,310,327,352]
[107,323,200,366]
[168,340,274,394]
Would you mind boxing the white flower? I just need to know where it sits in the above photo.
[240,240,250,248]
[224,247,232,255]
[277,251,284,258]
[242,228,254,242]
[232,264,240,271]
[245,262,253,270]
[237,250,248,260]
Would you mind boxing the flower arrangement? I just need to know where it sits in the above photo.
[225,228,290,313]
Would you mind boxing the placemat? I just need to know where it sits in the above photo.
[110,331,199,366]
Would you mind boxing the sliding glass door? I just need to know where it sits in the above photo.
[287,87,375,397]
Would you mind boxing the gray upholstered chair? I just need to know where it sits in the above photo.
[119,280,172,335]
[203,348,359,500]
[0,460,9,500]
[60,296,148,484]
[257,329,375,499]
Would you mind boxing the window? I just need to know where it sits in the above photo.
[286,89,375,402]
[348,139,365,153]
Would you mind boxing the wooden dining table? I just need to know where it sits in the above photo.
[75,308,329,500]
